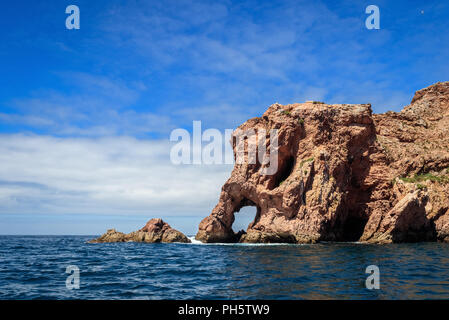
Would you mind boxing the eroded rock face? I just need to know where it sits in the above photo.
[90,218,191,243]
[196,82,449,244]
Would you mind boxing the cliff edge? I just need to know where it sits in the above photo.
[196,82,449,244]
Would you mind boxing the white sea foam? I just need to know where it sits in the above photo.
[187,236,204,244]
[186,236,307,246]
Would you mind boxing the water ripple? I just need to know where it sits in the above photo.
[1,236,449,299]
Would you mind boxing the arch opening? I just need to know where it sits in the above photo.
[232,206,258,234]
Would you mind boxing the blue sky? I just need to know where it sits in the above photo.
[0,0,448,235]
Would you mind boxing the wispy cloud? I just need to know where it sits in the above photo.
[96,0,427,113]
[3,0,447,137]
[1,72,175,136]
[0,134,232,216]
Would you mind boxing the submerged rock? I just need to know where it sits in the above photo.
[89,218,190,243]
[196,82,449,244]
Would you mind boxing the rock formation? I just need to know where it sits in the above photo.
[90,218,191,243]
[196,82,449,244]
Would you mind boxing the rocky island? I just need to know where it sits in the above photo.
[196,82,449,244]
[90,218,191,243]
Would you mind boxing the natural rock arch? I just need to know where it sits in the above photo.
[196,82,449,244]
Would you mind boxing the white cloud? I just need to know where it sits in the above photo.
[96,0,414,113]
[0,134,232,217]
[1,0,429,139]
[1,72,175,136]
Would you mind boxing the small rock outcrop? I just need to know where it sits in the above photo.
[90,218,191,243]
[196,82,449,244]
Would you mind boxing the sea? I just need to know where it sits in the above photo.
[1,235,449,300]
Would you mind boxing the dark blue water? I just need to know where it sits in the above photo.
[1,236,449,299]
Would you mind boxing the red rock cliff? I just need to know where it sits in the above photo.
[196,82,449,244]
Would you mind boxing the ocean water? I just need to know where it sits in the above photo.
[1,235,449,300]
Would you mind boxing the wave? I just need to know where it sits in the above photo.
[186,236,308,246]
[187,236,204,244]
